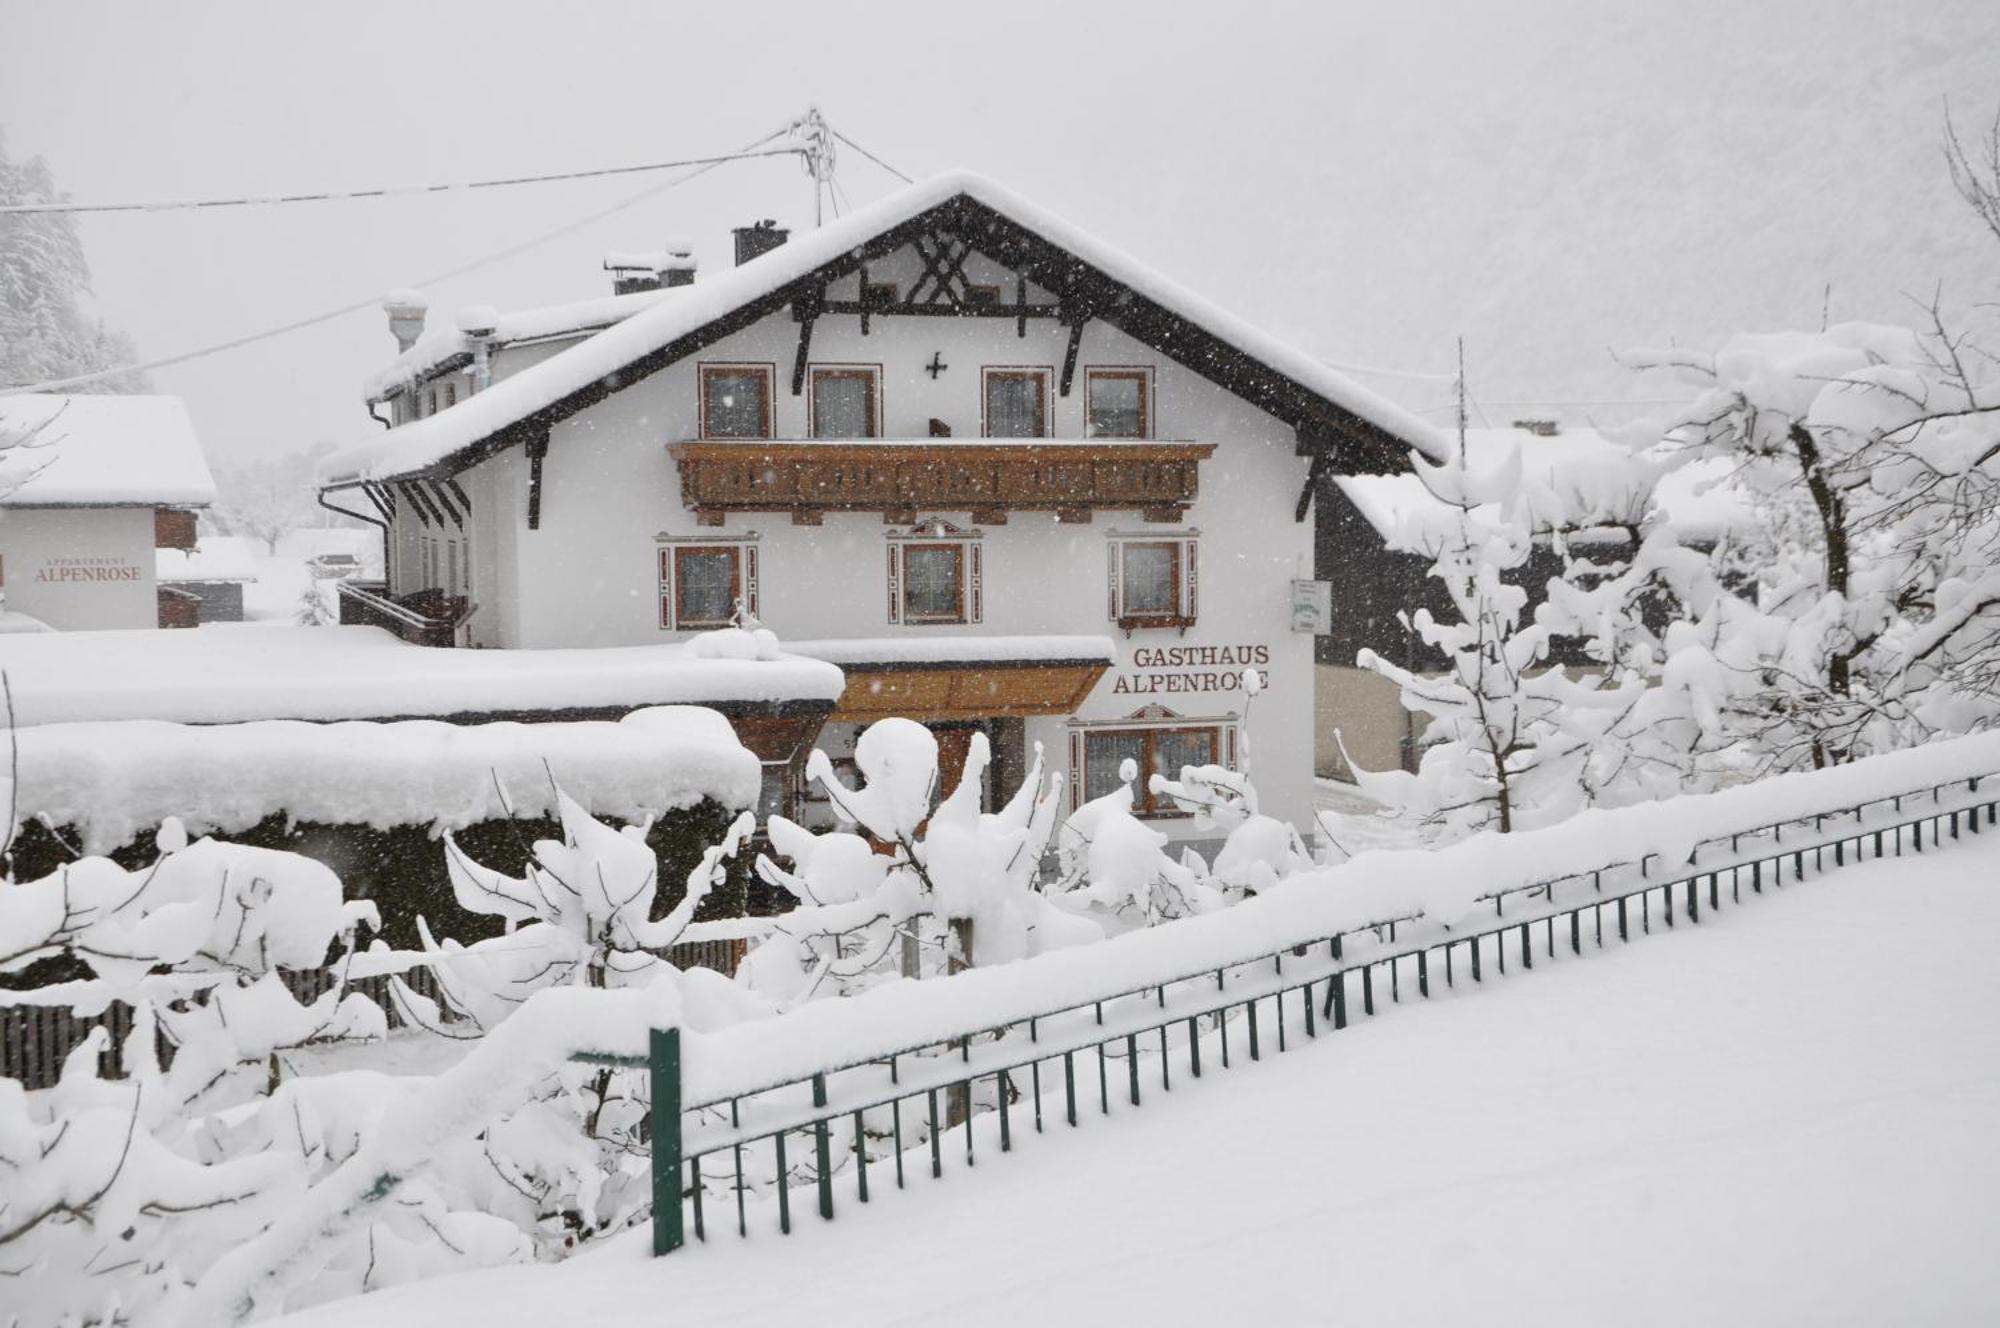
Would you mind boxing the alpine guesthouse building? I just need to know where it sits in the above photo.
[318,173,1446,842]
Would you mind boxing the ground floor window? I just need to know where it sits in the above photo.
[659,540,758,630]
[1108,534,1197,629]
[887,521,982,625]
[1079,724,1220,816]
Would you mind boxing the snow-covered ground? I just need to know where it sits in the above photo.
[278,821,2000,1326]
[1312,775,1428,856]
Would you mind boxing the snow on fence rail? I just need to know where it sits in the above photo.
[641,732,2000,1253]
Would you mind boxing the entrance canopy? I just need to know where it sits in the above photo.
[785,635,1115,723]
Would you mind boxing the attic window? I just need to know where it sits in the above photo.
[1086,367,1150,439]
[701,364,773,439]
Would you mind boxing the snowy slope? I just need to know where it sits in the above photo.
[277,829,2000,1327]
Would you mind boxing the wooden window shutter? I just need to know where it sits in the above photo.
[658,548,674,629]
[968,542,983,623]
[886,543,902,624]
[743,544,760,619]
[1107,543,1121,620]
[1182,538,1199,619]
[1068,728,1085,810]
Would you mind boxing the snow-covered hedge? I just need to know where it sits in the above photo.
[3,706,763,955]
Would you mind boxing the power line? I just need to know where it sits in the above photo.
[1,124,800,395]
[1316,355,1456,383]
[0,148,805,216]
[828,127,914,184]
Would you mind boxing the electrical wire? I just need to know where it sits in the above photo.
[0,147,805,216]
[1,124,801,395]
[828,127,914,184]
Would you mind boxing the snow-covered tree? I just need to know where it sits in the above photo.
[0,130,148,393]
[0,828,395,1327]
[1623,317,2000,765]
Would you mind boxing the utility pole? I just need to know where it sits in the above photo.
[795,106,835,227]
[1455,336,1469,462]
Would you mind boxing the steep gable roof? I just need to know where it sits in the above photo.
[320,171,1447,489]
[0,394,216,508]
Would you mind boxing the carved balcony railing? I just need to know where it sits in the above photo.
[666,439,1216,525]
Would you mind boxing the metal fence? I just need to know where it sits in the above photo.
[609,772,1998,1257]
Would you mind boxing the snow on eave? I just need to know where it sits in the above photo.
[318,170,1447,488]
[0,394,218,508]
[786,634,1117,667]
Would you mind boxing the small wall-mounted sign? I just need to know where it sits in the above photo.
[1289,579,1332,634]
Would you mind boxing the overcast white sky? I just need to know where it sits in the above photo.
[4,0,1997,466]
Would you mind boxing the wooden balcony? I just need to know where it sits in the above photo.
[667,439,1217,525]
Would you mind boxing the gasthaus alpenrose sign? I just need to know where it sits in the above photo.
[317,171,1448,846]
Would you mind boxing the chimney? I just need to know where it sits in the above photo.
[383,289,429,353]
[732,219,789,267]
[456,305,499,393]
[603,237,699,295]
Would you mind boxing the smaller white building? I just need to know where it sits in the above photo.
[0,395,217,631]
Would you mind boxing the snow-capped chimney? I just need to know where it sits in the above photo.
[456,305,500,393]
[383,289,429,353]
[732,220,789,266]
[603,238,698,295]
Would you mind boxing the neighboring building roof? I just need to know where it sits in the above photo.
[362,286,681,403]
[0,624,845,726]
[157,535,260,585]
[320,170,1449,488]
[0,395,217,508]
[1334,427,1755,546]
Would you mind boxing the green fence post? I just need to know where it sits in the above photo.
[812,1073,834,1221]
[650,1026,683,1257]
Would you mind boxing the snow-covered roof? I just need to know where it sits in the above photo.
[0,395,217,508]
[0,624,845,727]
[1334,427,1755,545]
[156,534,260,584]
[321,170,1448,487]
[786,634,1117,667]
[362,286,681,403]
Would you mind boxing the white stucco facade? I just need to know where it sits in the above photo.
[0,507,159,630]
[369,247,1319,839]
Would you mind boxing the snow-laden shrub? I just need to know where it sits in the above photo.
[741,719,1101,1004]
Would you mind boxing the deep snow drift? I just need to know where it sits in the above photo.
[276,824,2000,1327]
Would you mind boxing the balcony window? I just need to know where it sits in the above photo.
[701,364,773,439]
[1086,368,1150,439]
[811,366,879,439]
[1109,535,1197,628]
[983,368,1049,438]
[888,525,982,625]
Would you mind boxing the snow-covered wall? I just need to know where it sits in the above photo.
[441,238,1319,838]
[0,507,158,630]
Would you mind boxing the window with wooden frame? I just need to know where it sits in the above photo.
[1108,534,1198,629]
[810,366,880,439]
[699,364,774,439]
[1080,725,1220,817]
[982,367,1049,438]
[1085,367,1150,439]
[887,522,982,625]
[658,542,758,630]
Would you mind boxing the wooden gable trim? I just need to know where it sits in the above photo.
[399,194,1416,485]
